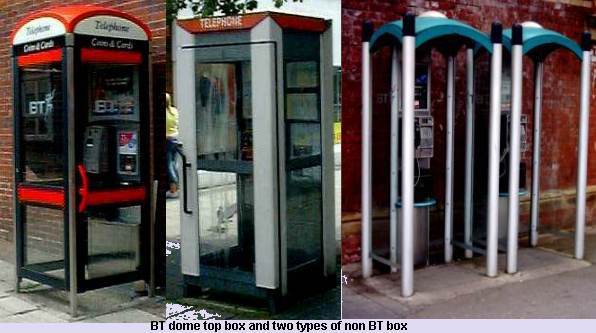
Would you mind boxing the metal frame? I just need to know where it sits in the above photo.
[503,28,591,270]
[506,24,523,274]
[486,23,503,278]
[361,14,496,296]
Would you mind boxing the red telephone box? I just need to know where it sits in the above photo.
[12,5,153,316]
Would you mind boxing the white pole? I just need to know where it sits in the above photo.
[390,47,400,272]
[401,13,416,297]
[575,32,592,260]
[361,22,374,278]
[530,61,543,247]
[445,55,455,263]
[507,24,523,274]
[486,23,503,277]
[464,47,475,258]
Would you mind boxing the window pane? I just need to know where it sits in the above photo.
[20,64,64,184]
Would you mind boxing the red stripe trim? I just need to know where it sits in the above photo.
[81,48,142,64]
[17,49,63,67]
[18,185,65,208]
[87,187,146,207]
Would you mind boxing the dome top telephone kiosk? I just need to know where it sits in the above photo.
[12,5,154,317]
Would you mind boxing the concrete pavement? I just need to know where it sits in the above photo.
[342,226,596,318]
[0,240,164,322]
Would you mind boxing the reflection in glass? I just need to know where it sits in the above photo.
[196,64,238,158]
[286,61,318,88]
[86,206,141,279]
[414,64,429,110]
[20,64,64,183]
[89,65,140,121]
[195,58,255,274]
[290,123,321,158]
[287,93,319,121]
[286,166,322,270]
[24,206,65,279]
[198,171,254,272]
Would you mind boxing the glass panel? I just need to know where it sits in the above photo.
[86,206,141,279]
[20,64,64,184]
[83,64,141,185]
[414,64,429,110]
[287,93,319,121]
[196,64,238,159]
[195,59,255,274]
[88,65,140,122]
[286,166,322,269]
[23,206,65,279]
[198,172,254,271]
[289,123,321,159]
[286,61,318,88]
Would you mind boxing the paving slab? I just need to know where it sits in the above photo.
[410,265,596,318]
[0,296,38,315]
[2,310,68,323]
[351,248,589,310]
[344,248,592,318]
[89,308,162,323]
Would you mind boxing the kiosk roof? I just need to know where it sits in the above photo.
[177,12,329,34]
[502,26,582,60]
[369,17,492,53]
[12,5,152,45]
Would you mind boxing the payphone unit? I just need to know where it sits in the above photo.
[12,5,153,316]
[391,62,435,267]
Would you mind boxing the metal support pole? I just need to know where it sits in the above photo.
[486,23,503,278]
[361,21,374,278]
[445,55,455,263]
[530,61,543,247]
[401,13,416,297]
[464,47,475,259]
[149,180,158,297]
[390,47,400,272]
[575,32,592,260]
[66,37,78,317]
[507,24,523,274]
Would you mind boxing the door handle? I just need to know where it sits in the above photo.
[175,143,192,214]
[77,164,89,213]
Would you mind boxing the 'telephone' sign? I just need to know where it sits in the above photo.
[12,17,66,45]
[74,15,149,41]
[199,16,243,31]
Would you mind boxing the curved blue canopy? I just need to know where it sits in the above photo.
[369,17,493,54]
[502,27,582,60]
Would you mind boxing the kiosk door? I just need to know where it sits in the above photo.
[16,60,69,288]
[179,39,280,297]
[195,59,256,287]
[74,59,149,290]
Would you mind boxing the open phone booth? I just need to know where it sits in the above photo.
[12,5,153,316]
[173,12,336,310]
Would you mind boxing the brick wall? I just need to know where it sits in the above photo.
[341,0,595,264]
[0,0,166,246]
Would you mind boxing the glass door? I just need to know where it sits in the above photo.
[195,60,255,279]
[75,62,147,289]
[16,61,68,287]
